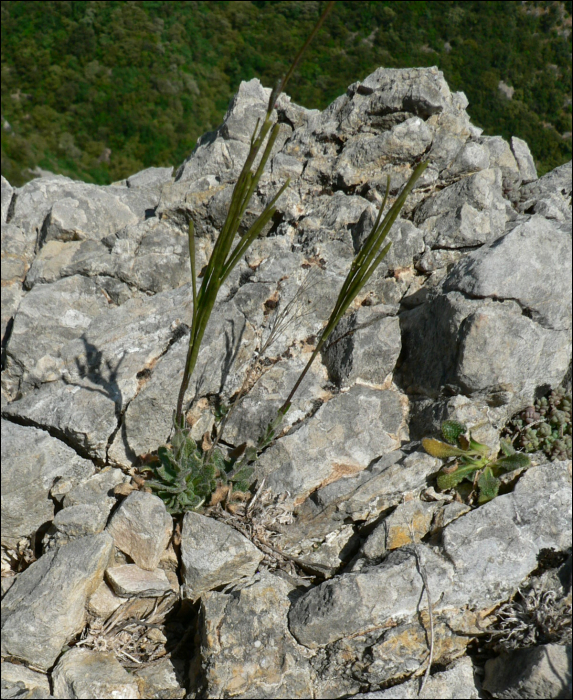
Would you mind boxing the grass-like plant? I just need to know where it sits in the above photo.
[141,2,429,514]
[173,1,336,430]
[423,420,531,504]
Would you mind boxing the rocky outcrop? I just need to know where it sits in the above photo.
[1,66,571,699]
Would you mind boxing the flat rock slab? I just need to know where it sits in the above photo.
[288,545,454,649]
[400,290,570,411]
[192,571,314,699]
[52,648,140,699]
[259,384,408,502]
[106,491,172,571]
[63,467,128,510]
[133,657,186,700]
[180,512,264,600]
[0,662,52,699]
[43,503,111,551]
[483,643,572,699]
[414,168,508,248]
[1,419,95,548]
[442,460,572,607]
[353,655,481,699]
[1,533,113,671]
[105,564,171,597]
[2,275,112,396]
[444,214,572,331]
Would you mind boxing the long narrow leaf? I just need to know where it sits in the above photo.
[422,438,469,458]
[221,180,290,282]
[175,3,334,426]
[436,462,480,490]
[188,220,197,329]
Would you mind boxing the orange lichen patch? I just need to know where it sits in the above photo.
[185,397,210,428]
[386,526,413,550]
[135,353,163,393]
[309,461,365,496]
[392,267,414,281]
[387,520,425,550]
[374,620,469,671]
[385,506,435,550]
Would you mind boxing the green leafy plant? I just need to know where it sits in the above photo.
[503,387,572,461]
[422,420,531,504]
[141,414,256,514]
[141,2,429,514]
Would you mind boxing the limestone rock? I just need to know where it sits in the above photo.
[519,160,572,222]
[1,62,571,698]
[360,499,439,560]
[63,467,128,510]
[191,571,314,698]
[87,580,123,618]
[1,663,52,700]
[483,644,572,699]
[51,648,140,699]
[1,533,113,671]
[133,657,186,699]
[444,214,571,331]
[511,136,538,184]
[353,655,481,698]
[2,275,112,397]
[43,503,111,551]
[1,419,95,548]
[1,174,14,223]
[258,384,408,502]
[106,491,172,571]
[180,512,264,600]
[441,460,572,607]
[106,564,172,598]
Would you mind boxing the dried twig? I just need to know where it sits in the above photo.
[76,591,178,667]
[407,516,434,696]
[210,267,320,453]
[204,487,326,578]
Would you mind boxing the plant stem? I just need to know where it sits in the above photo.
[278,159,428,416]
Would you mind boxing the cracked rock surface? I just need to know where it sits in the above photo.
[1,65,571,699]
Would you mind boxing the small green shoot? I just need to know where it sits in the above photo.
[423,420,531,503]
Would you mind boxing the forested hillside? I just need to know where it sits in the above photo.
[1,0,571,186]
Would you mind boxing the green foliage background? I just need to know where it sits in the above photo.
[1,0,571,186]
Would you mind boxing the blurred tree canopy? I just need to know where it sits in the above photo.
[1,0,571,186]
